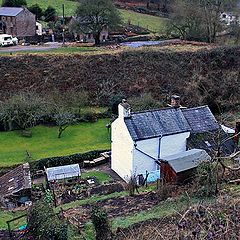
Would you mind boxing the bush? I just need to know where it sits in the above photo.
[27,201,68,240]
[91,205,112,240]
[30,149,109,172]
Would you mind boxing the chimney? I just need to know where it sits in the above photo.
[118,99,131,118]
[234,120,240,144]
[171,95,180,108]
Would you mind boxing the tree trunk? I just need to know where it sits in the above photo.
[58,125,68,138]
[94,32,101,45]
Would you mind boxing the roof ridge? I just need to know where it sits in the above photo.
[182,105,209,111]
[132,107,177,115]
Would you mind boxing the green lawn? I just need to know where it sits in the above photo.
[0,119,110,167]
[0,210,27,230]
[120,9,168,33]
[0,46,99,55]
[81,171,112,184]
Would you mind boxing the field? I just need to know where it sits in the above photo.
[0,119,110,167]
[120,9,167,33]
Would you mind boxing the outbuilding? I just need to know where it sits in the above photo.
[46,164,81,181]
[160,149,211,183]
[0,163,31,209]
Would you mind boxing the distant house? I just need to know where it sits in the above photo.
[111,97,220,182]
[0,163,31,209]
[220,12,238,25]
[0,7,36,37]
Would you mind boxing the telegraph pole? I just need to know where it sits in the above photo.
[62,4,65,45]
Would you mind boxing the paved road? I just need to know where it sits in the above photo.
[0,42,62,53]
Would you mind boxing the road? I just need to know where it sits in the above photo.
[0,42,62,53]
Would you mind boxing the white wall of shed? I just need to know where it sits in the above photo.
[111,117,134,181]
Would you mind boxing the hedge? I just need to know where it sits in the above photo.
[29,149,110,172]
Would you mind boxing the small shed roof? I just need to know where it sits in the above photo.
[46,164,81,181]
[0,7,23,16]
[162,149,211,173]
[0,163,31,197]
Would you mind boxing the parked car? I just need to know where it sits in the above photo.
[0,34,18,47]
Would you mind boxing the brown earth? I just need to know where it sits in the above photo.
[1,44,240,112]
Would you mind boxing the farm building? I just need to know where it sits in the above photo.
[0,163,31,209]
[160,149,211,183]
[46,164,81,181]
[111,97,220,182]
[0,7,36,37]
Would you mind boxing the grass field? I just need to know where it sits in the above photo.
[0,210,27,230]
[120,9,167,33]
[0,46,99,55]
[0,119,110,168]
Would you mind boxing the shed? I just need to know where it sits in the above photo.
[46,164,81,181]
[0,163,31,208]
[160,149,211,183]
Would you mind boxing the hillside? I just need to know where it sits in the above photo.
[0,0,167,33]
[0,45,239,113]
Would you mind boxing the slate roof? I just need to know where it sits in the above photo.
[124,108,191,141]
[0,163,31,197]
[162,149,211,173]
[46,164,81,181]
[124,106,220,141]
[182,106,219,134]
[0,7,23,16]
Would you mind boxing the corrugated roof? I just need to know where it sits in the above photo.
[0,7,23,16]
[46,164,81,181]
[182,106,220,133]
[162,149,211,173]
[0,163,31,197]
[124,108,191,141]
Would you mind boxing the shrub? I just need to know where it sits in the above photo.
[27,201,68,240]
[91,205,112,240]
[30,150,109,172]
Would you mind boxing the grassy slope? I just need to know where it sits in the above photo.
[0,119,110,167]
[120,9,167,33]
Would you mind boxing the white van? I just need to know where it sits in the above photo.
[0,34,18,47]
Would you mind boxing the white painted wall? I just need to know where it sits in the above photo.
[132,132,190,177]
[111,117,134,181]
[133,138,159,176]
[160,132,190,158]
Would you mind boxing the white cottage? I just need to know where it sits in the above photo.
[111,99,219,181]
